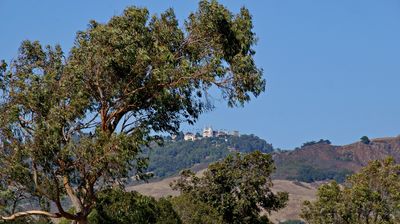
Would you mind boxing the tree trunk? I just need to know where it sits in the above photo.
[76,217,88,224]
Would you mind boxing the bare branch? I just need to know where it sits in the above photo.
[1,210,61,220]
[63,176,83,212]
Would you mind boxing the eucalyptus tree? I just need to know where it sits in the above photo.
[171,151,289,224]
[0,1,265,223]
[301,157,400,224]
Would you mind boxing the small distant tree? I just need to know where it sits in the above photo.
[317,139,331,145]
[360,136,371,144]
[301,141,317,148]
[171,151,288,224]
[301,139,331,148]
[301,157,400,224]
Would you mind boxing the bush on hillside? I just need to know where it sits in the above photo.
[360,136,371,144]
[301,139,331,148]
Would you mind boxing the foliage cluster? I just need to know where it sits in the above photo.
[169,193,223,224]
[58,189,180,224]
[94,189,181,224]
[301,157,400,224]
[289,165,352,183]
[360,136,371,144]
[300,139,331,148]
[171,151,288,224]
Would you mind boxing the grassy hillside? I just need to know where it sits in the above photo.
[273,136,400,182]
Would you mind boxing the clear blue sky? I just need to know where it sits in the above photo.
[1,1,400,149]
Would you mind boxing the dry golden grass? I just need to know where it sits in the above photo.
[127,176,180,198]
[128,176,317,223]
[269,180,317,223]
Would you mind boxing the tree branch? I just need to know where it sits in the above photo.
[63,176,83,212]
[1,210,61,220]
[52,174,77,220]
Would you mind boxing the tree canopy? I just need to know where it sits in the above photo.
[171,151,288,224]
[301,157,400,224]
[0,1,265,223]
[360,136,371,144]
[92,189,181,224]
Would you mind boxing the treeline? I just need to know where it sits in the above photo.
[289,165,352,183]
[143,134,274,178]
[294,139,332,150]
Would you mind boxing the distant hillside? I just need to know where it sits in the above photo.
[144,134,273,178]
[132,136,400,222]
[143,135,400,183]
[273,136,400,182]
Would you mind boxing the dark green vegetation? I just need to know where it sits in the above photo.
[301,157,400,224]
[360,135,371,144]
[289,165,352,183]
[59,189,181,224]
[169,194,222,224]
[171,151,288,224]
[93,189,181,224]
[145,134,273,178]
[0,1,265,223]
[299,139,331,149]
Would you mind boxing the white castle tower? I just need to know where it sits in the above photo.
[202,126,213,138]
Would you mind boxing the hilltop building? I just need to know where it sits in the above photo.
[202,127,213,138]
[184,132,196,141]
[231,130,240,137]
[181,127,240,141]
[202,127,240,138]
[216,130,228,137]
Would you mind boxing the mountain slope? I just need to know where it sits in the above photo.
[273,136,400,182]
